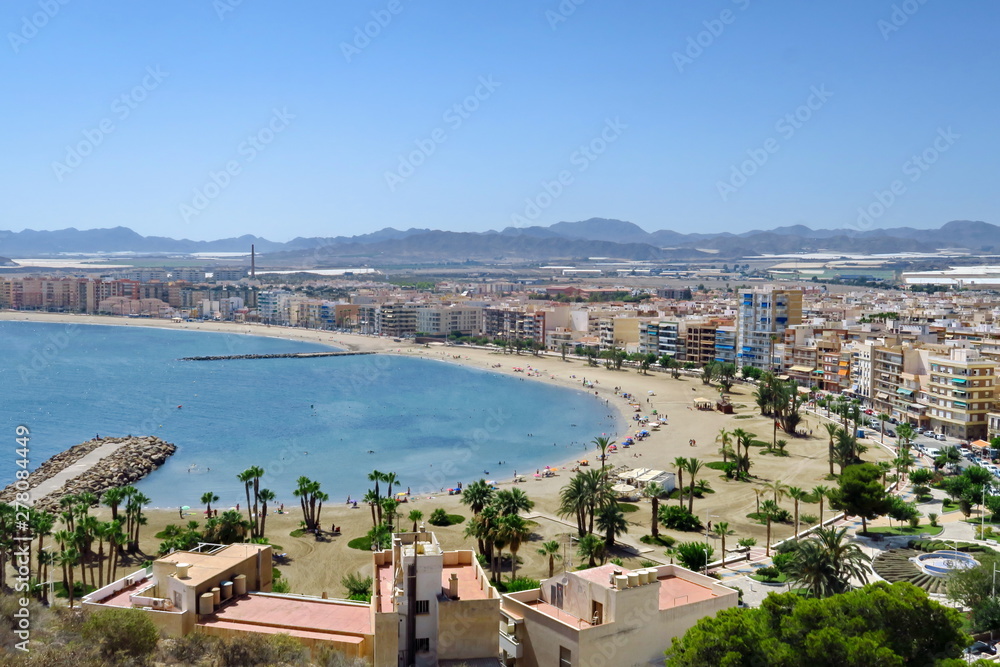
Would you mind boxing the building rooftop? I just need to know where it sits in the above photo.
[441,562,492,601]
[198,593,371,637]
[159,544,269,588]
[92,577,154,608]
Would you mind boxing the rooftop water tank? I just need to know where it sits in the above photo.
[627,572,640,588]
[614,575,629,590]
[175,562,191,578]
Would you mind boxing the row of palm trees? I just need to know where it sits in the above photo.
[0,486,152,609]
[461,481,536,581]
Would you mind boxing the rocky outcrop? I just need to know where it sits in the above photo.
[0,436,175,513]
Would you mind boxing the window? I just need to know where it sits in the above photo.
[416,638,430,652]
[559,646,572,667]
[415,600,429,614]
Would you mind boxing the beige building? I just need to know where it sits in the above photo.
[920,347,996,440]
[499,563,737,666]
[82,534,503,664]
[373,531,501,666]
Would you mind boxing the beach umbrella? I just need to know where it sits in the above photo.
[180,506,191,510]
[611,483,637,496]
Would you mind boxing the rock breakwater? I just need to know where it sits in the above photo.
[180,351,375,361]
[0,436,175,513]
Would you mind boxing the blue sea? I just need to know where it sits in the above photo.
[0,322,617,507]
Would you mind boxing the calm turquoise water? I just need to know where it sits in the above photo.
[0,322,616,507]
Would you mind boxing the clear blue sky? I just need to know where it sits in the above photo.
[2,1,997,241]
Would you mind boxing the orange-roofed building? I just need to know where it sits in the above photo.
[499,563,737,666]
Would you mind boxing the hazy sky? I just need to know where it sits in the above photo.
[3,1,997,241]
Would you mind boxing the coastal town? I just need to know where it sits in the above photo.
[5,1,1000,664]
[5,265,1000,664]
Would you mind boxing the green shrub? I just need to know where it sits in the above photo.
[213,632,307,667]
[800,513,819,525]
[755,566,781,581]
[81,608,160,663]
[505,577,541,593]
[168,632,216,665]
[773,552,795,573]
[640,534,677,547]
[659,505,703,532]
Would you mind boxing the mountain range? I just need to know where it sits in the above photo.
[1,219,999,263]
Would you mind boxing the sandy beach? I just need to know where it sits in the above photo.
[3,312,895,597]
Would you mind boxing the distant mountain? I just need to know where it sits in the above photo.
[0,227,285,255]
[0,219,995,262]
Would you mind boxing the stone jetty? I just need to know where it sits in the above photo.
[0,436,175,513]
[180,351,375,361]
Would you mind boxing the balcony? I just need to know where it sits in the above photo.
[500,630,523,659]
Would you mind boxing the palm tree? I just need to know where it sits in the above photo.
[105,520,126,585]
[558,475,589,537]
[684,458,705,514]
[763,479,788,504]
[593,436,613,473]
[258,488,276,537]
[716,428,733,463]
[382,472,399,500]
[368,470,385,524]
[408,510,423,532]
[732,428,757,477]
[752,487,763,515]
[499,514,531,581]
[102,487,126,523]
[673,457,689,508]
[577,533,605,567]
[201,492,219,517]
[644,482,665,538]
[204,510,250,544]
[759,500,780,556]
[362,490,379,529]
[596,502,628,550]
[711,521,734,569]
[787,486,808,537]
[537,540,562,577]
[494,488,534,516]
[237,466,264,538]
[460,479,495,516]
[32,511,54,602]
[877,413,890,444]
[785,527,871,598]
[896,422,916,450]
[811,485,831,527]
[823,422,839,476]
[53,529,78,606]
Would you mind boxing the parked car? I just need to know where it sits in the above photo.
[936,433,947,441]
[966,641,997,656]
[885,429,896,438]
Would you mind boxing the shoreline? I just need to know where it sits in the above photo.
[1,311,633,502]
[1,311,897,595]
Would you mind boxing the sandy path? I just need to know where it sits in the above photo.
[3,312,894,597]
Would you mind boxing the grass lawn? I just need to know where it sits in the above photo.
[428,513,465,527]
[618,503,640,513]
[750,572,789,584]
[865,524,943,537]
[347,536,373,551]
[640,534,676,547]
[941,499,961,513]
